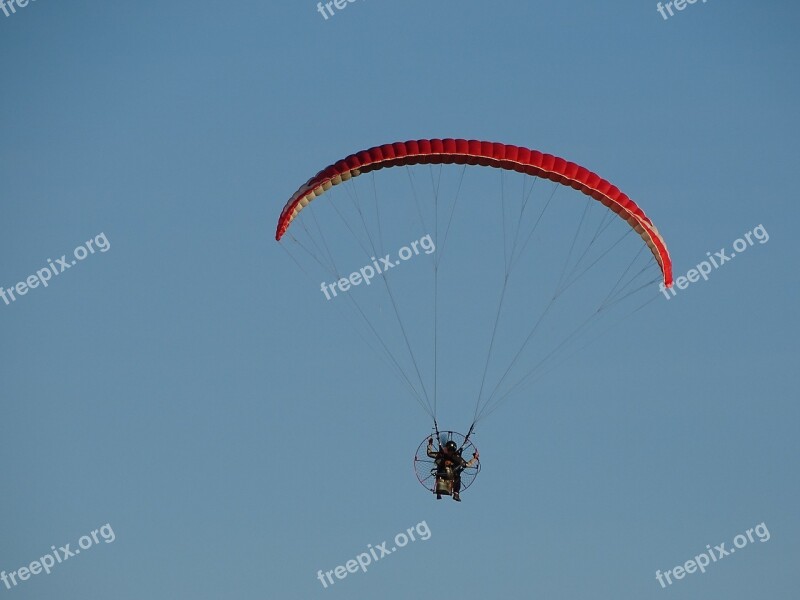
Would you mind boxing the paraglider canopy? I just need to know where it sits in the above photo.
[275,138,671,287]
[277,137,673,497]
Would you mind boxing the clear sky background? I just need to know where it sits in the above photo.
[1,1,798,598]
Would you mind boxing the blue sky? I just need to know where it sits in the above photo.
[1,1,798,598]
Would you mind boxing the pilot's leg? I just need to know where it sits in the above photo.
[452,477,462,501]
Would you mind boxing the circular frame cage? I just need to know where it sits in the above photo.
[413,431,481,494]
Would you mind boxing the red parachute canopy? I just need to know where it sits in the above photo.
[275,138,672,286]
